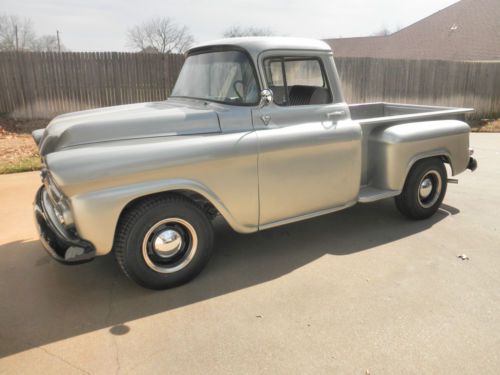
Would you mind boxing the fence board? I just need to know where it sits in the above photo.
[0,52,498,119]
[336,57,500,119]
[0,51,184,118]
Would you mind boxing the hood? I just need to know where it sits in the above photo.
[37,100,221,156]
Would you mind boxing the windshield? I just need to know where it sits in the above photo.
[171,50,259,105]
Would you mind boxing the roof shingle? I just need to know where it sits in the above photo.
[324,0,500,61]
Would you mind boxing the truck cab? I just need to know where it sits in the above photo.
[33,37,477,289]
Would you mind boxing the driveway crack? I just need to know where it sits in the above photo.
[0,333,91,375]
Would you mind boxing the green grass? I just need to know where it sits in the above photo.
[0,156,42,174]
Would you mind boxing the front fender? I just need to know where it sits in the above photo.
[70,178,257,255]
[45,130,260,255]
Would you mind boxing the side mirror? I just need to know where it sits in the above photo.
[259,89,273,108]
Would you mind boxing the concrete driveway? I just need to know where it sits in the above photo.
[0,133,499,374]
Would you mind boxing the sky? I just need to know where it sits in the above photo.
[2,0,460,51]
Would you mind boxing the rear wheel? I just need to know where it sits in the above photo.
[114,195,214,289]
[395,158,447,220]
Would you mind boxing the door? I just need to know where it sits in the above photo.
[253,55,362,227]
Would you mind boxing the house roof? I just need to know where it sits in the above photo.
[324,0,500,61]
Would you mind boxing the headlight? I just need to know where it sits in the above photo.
[45,178,63,204]
[53,200,74,227]
[41,170,74,227]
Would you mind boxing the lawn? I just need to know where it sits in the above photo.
[0,156,42,174]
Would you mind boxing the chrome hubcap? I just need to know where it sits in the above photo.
[142,218,198,273]
[153,229,183,258]
[418,170,442,208]
[419,178,433,199]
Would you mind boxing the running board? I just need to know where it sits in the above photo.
[358,186,400,203]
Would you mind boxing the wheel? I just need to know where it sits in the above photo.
[395,158,447,220]
[114,194,214,289]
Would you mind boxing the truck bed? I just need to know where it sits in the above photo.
[350,102,474,200]
[349,102,473,125]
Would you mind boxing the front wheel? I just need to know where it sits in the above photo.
[395,158,447,220]
[114,195,214,289]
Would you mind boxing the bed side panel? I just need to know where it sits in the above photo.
[367,120,470,191]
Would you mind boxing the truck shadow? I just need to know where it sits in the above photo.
[0,199,457,358]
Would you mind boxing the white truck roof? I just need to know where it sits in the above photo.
[189,37,332,58]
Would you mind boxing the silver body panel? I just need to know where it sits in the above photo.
[38,101,221,156]
[349,102,473,187]
[34,37,474,255]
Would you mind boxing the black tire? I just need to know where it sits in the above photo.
[395,158,447,220]
[114,194,214,289]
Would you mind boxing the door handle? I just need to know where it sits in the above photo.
[326,110,346,118]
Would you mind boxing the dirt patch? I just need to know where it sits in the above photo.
[0,128,39,160]
[470,119,500,133]
[0,128,41,174]
[0,116,49,134]
[0,115,46,173]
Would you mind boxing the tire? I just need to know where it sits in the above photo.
[395,158,447,220]
[114,194,214,289]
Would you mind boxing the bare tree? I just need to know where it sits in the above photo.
[392,25,402,34]
[0,14,36,51]
[31,35,68,52]
[223,26,274,38]
[372,27,392,36]
[127,17,194,53]
[371,25,401,37]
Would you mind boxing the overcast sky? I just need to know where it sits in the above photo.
[2,0,460,51]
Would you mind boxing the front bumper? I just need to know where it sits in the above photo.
[34,186,95,264]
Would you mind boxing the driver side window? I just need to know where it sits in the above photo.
[263,57,333,106]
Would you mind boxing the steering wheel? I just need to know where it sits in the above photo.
[233,80,244,101]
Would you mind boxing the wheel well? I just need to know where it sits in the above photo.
[118,190,220,225]
[174,190,220,219]
[434,155,453,175]
[402,155,451,189]
[439,155,452,169]
[411,155,452,174]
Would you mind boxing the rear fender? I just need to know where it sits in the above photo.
[367,120,470,191]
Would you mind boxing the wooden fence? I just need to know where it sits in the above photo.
[0,51,498,119]
[334,57,500,119]
[0,52,184,119]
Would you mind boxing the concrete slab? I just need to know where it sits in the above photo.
[0,133,499,374]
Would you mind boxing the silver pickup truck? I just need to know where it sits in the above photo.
[33,37,477,289]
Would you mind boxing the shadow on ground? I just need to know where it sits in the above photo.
[0,200,458,357]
